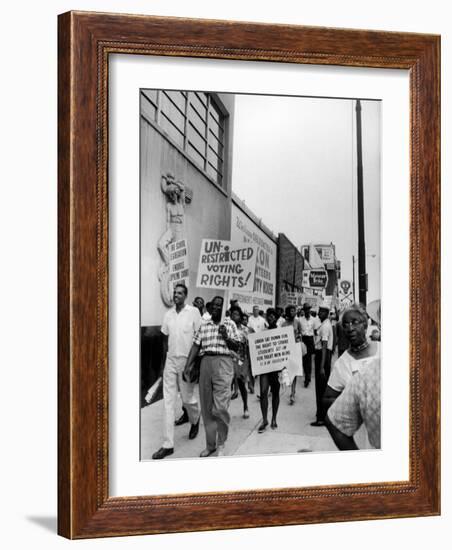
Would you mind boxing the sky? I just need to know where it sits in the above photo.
[231,94,381,304]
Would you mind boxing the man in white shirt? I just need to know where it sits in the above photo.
[310,304,334,427]
[300,303,316,387]
[152,283,202,459]
[248,305,267,333]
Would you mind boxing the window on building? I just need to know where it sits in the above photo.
[141,89,226,188]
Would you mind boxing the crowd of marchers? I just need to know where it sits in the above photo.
[150,283,381,460]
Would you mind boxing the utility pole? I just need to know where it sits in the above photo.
[352,255,356,303]
[356,99,367,307]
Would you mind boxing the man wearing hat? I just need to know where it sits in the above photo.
[310,303,334,427]
[300,303,318,388]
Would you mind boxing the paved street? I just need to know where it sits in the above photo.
[140,369,371,460]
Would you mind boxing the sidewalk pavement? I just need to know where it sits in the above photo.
[140,374,354,460]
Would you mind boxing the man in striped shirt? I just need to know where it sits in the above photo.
[184,295,240,457]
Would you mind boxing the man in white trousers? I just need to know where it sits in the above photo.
[152,283,201,459]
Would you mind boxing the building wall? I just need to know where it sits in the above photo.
[141,92,234,326]
[325,267,338,296]
[228,200,277,314]
[140,91,235,399]
[276,233,305,306]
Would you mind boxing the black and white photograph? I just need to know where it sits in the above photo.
[2,0,446,546]
[140,89,381,460]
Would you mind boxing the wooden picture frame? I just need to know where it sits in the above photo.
[58,11,440,539]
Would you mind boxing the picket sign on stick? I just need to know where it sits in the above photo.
[248,326,303,381]
[169,239,189,289]
[196,239,257,291]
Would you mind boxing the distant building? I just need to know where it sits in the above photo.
[301,243,341,301]
[277,234,305,307]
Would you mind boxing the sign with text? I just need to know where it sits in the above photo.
[248,326,303,379]
[316,245,335,263]
[196,239,257,291]
[302,269,329,289]
[228,205,277,311]
[169,239,189,289]
[280,291,304,308]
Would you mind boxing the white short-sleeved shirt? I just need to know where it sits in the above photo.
[161,304,201,358]
[315,318,334,351]
[248,315,267,333]
[312,316,322,344]
[327,342,381,392]
[300,316,316,336]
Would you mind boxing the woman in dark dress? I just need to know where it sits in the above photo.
[229,306,250,419]
[258,308,281,433]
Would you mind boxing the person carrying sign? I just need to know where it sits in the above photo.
[257,308,281,433]
[184,296,240,457]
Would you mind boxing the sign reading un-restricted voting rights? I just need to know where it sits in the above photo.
[196,239,257,291]
[248,326,303,379]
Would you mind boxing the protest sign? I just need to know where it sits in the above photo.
[169,239,189,289]
[196,239,257,291]
[282,291,304,308]
[248,326,303,380]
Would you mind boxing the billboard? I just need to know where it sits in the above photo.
[228,204,277,312]
[316,245,335,263]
